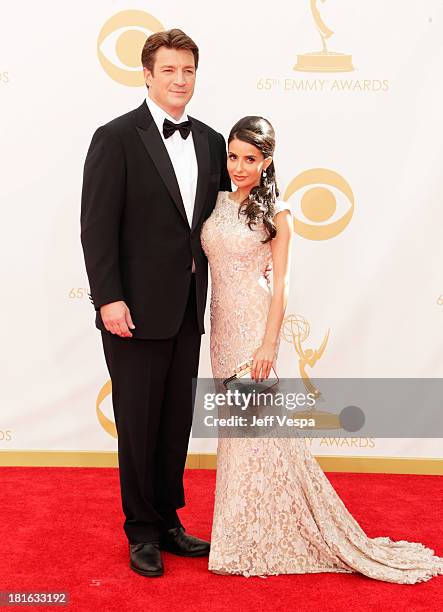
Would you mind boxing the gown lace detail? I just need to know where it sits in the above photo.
[200,191,443,582]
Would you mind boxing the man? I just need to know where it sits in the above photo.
[81,29,230,577]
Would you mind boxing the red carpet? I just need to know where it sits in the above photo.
[0,467,442,611]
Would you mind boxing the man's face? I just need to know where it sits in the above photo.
[144,47,196,117]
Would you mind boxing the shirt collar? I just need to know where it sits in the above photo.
[145,94,188,136]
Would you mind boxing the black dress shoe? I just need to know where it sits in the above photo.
[159,527,210,557]
[129,543,164,577]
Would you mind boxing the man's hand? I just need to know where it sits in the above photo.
[100,301,135,338]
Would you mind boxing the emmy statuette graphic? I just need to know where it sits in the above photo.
[281,314,340,429]
[294,0,354,73]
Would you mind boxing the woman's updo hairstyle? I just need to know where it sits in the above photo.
[228,116,279,243]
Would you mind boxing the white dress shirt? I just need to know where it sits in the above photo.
[146,95,198,272]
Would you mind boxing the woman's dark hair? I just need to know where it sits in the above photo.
[228,116,279,243]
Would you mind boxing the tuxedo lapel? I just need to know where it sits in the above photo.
[135,102,189,228]
[190,118,210,232]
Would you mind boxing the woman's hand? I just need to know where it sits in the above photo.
[251,340,277,382]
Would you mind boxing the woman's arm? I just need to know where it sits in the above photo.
[251,209,293,381]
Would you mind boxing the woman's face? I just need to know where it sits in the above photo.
[227,138,272,192]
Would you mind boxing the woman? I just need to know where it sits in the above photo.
[200,116,443,582]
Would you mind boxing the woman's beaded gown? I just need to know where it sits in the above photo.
[200,191,443,582]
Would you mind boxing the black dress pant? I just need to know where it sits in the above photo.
[101,276,201,543]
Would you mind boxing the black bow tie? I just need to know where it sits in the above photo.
[163,118,192,140]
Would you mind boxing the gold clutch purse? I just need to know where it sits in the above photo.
[222,358,279,393]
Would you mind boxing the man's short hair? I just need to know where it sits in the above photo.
[141,28,199,73]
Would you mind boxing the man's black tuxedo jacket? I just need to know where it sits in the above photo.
[81,101,230,339]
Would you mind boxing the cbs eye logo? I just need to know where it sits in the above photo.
[96,380,117,438]
[97,10,164,87]
[284,168,354,240]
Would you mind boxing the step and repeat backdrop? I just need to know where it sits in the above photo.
[1,1,442,461]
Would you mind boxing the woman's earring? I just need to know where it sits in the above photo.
[262,170,267,179]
